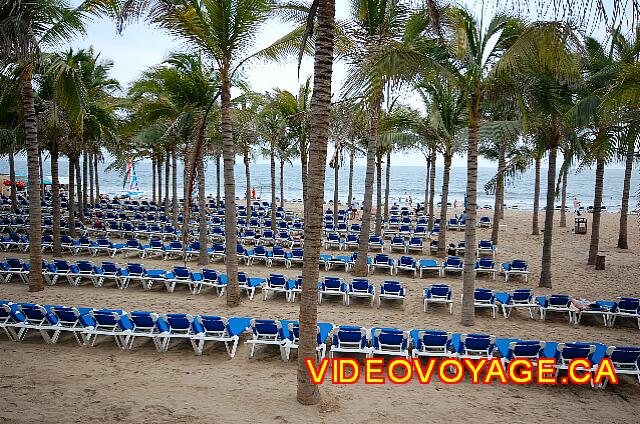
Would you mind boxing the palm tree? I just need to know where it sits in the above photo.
[343,0,409,277]
[295,0,335,406]
[499,22,583,288]
[0,0,113,291]
[120,0,280,307]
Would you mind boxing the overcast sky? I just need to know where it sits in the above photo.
[66,0,631,168]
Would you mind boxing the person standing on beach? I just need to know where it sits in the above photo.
[252,187,256,200]
[573,196,581,212]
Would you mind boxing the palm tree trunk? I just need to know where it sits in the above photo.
[333,157,339,222]
[375,154,383,235]
[270,144,277,232]
[88,151,94,205]
[38,148,44,201]
[423,152,430,213]
[559,167,568,227]
[8,149,17,211]
[462,105,480,327]
[354,97,381,277]
[20,70,43,291]
[297,0,334,405]
[384,149,391,221]
[82,150,88,220]
[152,157,157,204]
[300,141,309,207]
[436,153,452,256]
[347,146,355,208]
[198,156,209,266]
[75,156,83,224]
[94,153,100,199]
[532,155,541,235]
[68,156,76,238]
[280,157,285,209]
[51,138,62,256]
[617,140,634,249]
[221,72,240,307]
[216,153,222,208]
[244,146,251,211]
[165,153,170,215]
[428,148,436,230]
[172,148,179,227]
[491,142,506,245]
[588,158,605,265]
[539,145,558,288]
[157,157,162,209]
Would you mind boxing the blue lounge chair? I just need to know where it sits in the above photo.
[609,297,640,329]
[238,272,264,300]
[371,254,395,275]
[370,328,409,358]
[455,240,465,255]
[346,278,375,307]
[501,260,530,282]
[210,243,226,261]
[83,309,133,348]
[368,236,384,252]
[289,248,304,268]
[378,281,406,308]
[390,236,406,253]
[126,311,170,352]
[478,216,492,228]
[472,288,498,318]
[246,319,286,358]
[407,236,424,253]
[418,259,440,278]
[329,325,369,358]
[193,315,243,357]
[251,245,272,267]
[423,284,453,314]
[477,240,496,258]
[456,333,496,360]
[263,274,290,301]
[597,346,640,387]
[554,342,596,377]
[324,232,343,250]
[441,256,463,277]
[474,257,497,280]
[318,276,347,305]
[576,302,612,327]
[539,294,575,323]
[396,255,418,276]
[410,330,452,360]
[48,305,91,345]
[344,234,359,250]
[121,238,147,258]
[281,322,331,362]
[500,289,538,319]
[270,247,291,268]
[98,261,125,288]
[502,340,545,366]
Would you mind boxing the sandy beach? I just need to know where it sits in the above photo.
[1,208,639,423]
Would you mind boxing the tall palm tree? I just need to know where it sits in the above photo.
[0,0,113,291]
[499,22,583,288]
[120,0,279,307]
[295,0,335,406]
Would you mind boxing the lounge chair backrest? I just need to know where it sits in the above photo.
[479,240,493,248]
[419,330,450,349]
[477,258,494,268]
[461,333,494,352]
[164,313,194,330]
[127,263,145,274]
[101,262,119,273]
[616,297,640,312]
[202,269,218,280]
[323,277,342,289]
[399,256,414,266]
[557,343,595,360]
[606,346,640,364]
[382,281,403,294]
[375,254,389,262]
[430,284,451,298]
[447,256,462,267]
[511,289,533,302]
[351,279,370,291]
[374,328,407,349]
[333,326,366,348]
[268,274,286,286]
[508,340,544,358]
[251,319,280,336]
[199,315,227,332]
[548,294,571,307]
[173,266,190,278]
[512,260,528,270]
[474,288,494,302]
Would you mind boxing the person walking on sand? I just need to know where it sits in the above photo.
[573,196,581,213]
[252,187,256,200]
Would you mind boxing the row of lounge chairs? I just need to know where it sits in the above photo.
[2,300,638,387]
[3,258,638,329]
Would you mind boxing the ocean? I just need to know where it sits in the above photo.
[3,158,638,211]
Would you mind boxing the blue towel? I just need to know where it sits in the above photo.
[227,317,252,337]
[494,292,510,304]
